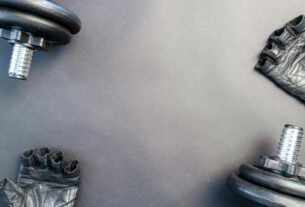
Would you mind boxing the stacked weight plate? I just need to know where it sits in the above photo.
[0,0,81,46]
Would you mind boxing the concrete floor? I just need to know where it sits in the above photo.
[0,0,305,206]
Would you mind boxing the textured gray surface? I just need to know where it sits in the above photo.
[0,0,305,206]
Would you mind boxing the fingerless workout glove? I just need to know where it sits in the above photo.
[256,15,305,102]
[0,147,80,207]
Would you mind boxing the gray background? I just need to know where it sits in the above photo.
[0,0,304,206]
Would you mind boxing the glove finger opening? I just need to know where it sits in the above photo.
[262,42,283,63]
[21,149,34,167]
[289,15,305,33]
[50,150,64,171]
[255,56,276,74]
[33,147,52,168]
[270,26,294,46]
[64,160,80,178]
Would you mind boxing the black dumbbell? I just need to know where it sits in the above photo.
[0,0,81,80]
[228,124,305,207]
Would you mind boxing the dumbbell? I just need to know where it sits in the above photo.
[0,0,81,80]
[227,124,305,207]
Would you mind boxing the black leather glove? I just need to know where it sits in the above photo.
[256,15,305,102]
[0,147,80,207]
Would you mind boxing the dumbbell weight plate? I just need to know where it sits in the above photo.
[0,0,81,34]
[0,7,72,44]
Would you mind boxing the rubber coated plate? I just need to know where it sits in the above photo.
[239,164,305,199]
[227,174,305,207]
[0,0,81,34]
[0,7,71,44]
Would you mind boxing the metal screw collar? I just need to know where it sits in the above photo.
[259,125,305,178]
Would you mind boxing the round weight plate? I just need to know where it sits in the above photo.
[0,7,71,44]
[239,164,305,199]
[0,0,81,34]
[227,174,305,207]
